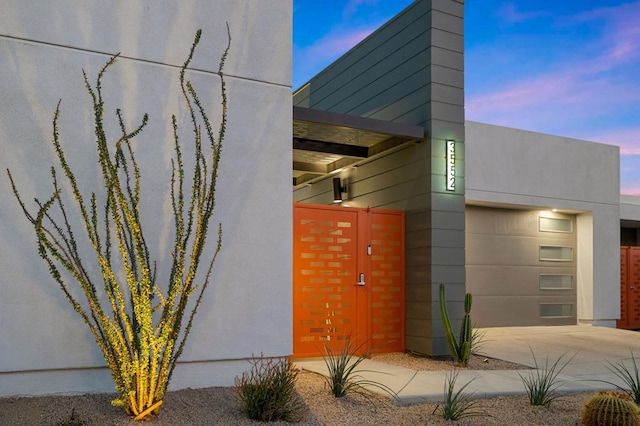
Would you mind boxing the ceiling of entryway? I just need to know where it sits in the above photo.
[292,107,424,186]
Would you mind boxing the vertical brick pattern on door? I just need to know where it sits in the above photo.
[629,247,640,329]
[293,206,359,357]
[369,211,405,352]
[619,247,629,329]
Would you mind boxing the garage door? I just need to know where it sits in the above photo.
[466,206,577,327]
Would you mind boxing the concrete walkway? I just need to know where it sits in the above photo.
[295,326,640,406]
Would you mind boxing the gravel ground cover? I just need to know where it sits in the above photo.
[0,353,593,425]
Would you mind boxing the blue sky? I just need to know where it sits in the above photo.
[293,0,640,194]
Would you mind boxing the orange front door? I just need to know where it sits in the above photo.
[619,247,640,329]
[293,204,404,357]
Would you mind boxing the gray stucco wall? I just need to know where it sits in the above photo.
[0,0,292,396]
[465,121,620,326]
[294,0,465,356]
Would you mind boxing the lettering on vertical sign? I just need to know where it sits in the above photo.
[446,140,455,191]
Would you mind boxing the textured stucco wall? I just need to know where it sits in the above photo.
[0,0,292,396]
[465,121,620,326]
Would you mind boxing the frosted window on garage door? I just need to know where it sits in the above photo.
[539,275,573,290]
[539,217,573,233]
[540,246,573,261]
[540,304,572,318]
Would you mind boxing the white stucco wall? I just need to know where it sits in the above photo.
[0,0,292,396]
[465,121,620,326]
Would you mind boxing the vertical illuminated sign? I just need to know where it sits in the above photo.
[446,140,455,191]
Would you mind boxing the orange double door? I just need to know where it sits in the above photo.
[293,204,405,358]
[619,246,640,329]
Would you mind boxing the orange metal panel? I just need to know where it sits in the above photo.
[629,247,640,329]
[619,247,629,329]
[293,204,405,357]
[293,205,360,357]
[369,211,405,353]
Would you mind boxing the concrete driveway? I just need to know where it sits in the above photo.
[479,325,640,384]
[297,325,640,405]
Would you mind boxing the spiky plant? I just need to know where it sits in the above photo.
[235,355,306,422]
[439,283,473,366]
[439,371,487,421]
[7,28,230,420]
[582,391,640,426]
[519,350,575,406]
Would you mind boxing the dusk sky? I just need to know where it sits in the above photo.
[293,0,640,194]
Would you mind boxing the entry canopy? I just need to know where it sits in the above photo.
[293,106,424,186]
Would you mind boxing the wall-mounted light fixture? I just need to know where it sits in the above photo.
[333,177,347,203]
[446,140,456,191]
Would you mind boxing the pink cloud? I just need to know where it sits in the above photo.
[497,3,549,24]
[343,0,381,19]
[467,2,640,132]
[296,26,377,69]
[582,128,640,154]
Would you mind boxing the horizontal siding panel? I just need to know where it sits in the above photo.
[349,178,431,208]
[429,120,465,142]
[331,52,431,115]
[431,9,463,35]
[432,65,464,87]
[431,27,463,52]
[355,143,429,177]
[432,0,464,18]
[298,2,432,101]
[302,20,431,112]
[365,84,431,121]
[432,83,464,105]
[313,33,432,112]
[432,46,464,70]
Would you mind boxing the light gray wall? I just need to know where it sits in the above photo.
[0,0,292,396]
[621,195,640,222]
[294,0,465,356]
[465,121,620,326]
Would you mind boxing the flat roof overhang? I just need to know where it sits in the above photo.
[293,106,424,186]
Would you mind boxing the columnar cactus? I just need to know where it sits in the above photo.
[582,391,640,426]
[439,283,473,366]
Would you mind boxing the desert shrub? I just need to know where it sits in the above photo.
[519,350,575,406]
[603,352,640,404]
[582,391,640,426]
[8,28,230,420]
[438,370,487,421]
[320,337,396,401]
[235,355,306,422]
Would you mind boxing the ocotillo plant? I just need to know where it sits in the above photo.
[439,283,473,366]
[7,28,230,420]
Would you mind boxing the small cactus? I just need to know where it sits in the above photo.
[439,283,473,366]
[582,391,640,426]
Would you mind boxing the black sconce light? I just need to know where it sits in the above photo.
[332,177,346,203]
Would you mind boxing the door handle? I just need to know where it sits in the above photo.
[357,273,365,286]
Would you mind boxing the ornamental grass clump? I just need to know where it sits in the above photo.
[7,28,229,420]
[437,370,487,421]
[235,355,306,422]
[603,351,640,404]
[519,350,575,406]
[320,338,396,402]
